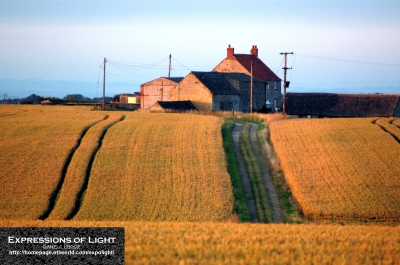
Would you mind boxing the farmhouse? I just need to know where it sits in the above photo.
[168,71,267,112]
[140,77,183,110]
[141,45,281,112]
[213,45,282,110]
[286,93,400,117]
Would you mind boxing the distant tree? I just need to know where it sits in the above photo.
[36,95,44,103]
[64,94,85,102]
[111,94,120,103]
[19,94,38,104]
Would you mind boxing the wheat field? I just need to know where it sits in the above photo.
[74,113,234,221]
[375,118,400,141]
[270,118,400,221]
[0,106,233,221]
[0,105,106,219]
[1,106,399,264]
[47,114,124,220]
[1,220,399,265]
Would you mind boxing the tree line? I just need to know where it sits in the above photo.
[2,94,119,105]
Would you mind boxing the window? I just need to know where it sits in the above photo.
[128,97,136,104]
[273,81,277,90]
[266,82,269,90]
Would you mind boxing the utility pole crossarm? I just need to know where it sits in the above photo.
[280,52,293,117]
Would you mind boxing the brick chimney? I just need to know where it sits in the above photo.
[227,44,234,59]
[250,45,258,57]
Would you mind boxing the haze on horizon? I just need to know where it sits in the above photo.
[1,0,399,99]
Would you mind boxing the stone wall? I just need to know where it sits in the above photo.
[213,95,240,111]
[169,73,213,111]
[266,80,282,109]
[212,58,250,75]
[238,81,267,112]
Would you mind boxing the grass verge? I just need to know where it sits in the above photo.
[221,119,251,222]
[262,124,303,223]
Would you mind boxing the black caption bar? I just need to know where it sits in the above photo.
[0,227,124,264]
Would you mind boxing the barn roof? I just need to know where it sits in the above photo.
[286,93,400,117]
[151,100,198,111]
[141,76,183,86]
[164,77,184,83]
[234,54,281,81]
[191,72,241,95]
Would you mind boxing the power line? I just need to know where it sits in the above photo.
[107,57,169,69]
[171,56,192,72]
[295,53,400,68]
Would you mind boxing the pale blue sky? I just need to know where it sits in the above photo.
[1,0,400,97]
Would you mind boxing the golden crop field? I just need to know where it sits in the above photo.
[0,105,106,219]
[270,118,400,221]
[375,118,400,142]
[74,113,234,221]
[1,220,399,265]
[0,106,233,222]
[47,114,125,220]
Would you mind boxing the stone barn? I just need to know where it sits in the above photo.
[213,45,282,110]
[140,77,183,110]
[286,93,400,117]
[168,71,267,112]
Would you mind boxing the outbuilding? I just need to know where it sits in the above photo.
[140,77,183,110]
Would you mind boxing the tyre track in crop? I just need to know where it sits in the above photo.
[372,119,400,144]
[41,114,125,220]
[39,115,109,220]
[66,115,125,220]
[249,123,283,223]
[232,123,258,223]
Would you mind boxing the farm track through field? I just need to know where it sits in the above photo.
[42,114,125,220]
[232,123,258,223]
[249,123,283,223]
[39,115,109,220]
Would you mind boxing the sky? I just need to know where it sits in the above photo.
[1,0,400,98]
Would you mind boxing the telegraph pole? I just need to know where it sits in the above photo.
[280,52,293,117]
[102,58,106,110]
[168,54,171,77]
[250,60,253,113]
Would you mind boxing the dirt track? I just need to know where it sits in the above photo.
[232,122,283,224]
[249,123,283,223]
[232,123,258,223]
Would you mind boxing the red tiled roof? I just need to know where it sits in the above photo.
[234,54,281,81]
